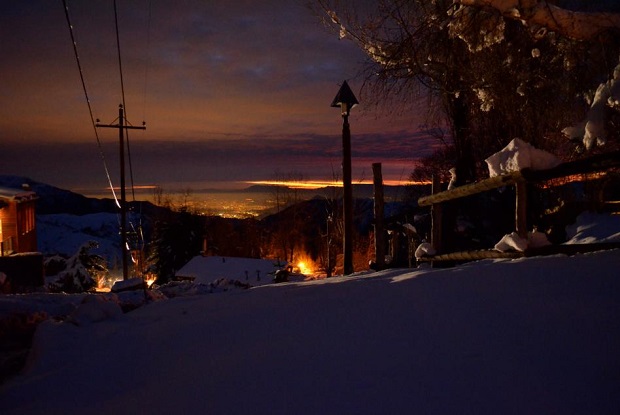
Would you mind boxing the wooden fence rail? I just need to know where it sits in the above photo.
[417,150,620,262]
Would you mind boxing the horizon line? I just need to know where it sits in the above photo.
[244,179,430,189]
[72,179,432,196]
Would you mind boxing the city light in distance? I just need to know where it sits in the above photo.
[245,179,429,189]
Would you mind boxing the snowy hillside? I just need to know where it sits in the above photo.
[1,247,619,414]
[2,171,620,413]
[37,213,122,264]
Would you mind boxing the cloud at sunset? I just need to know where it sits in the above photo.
[0,128,438,191]
[0,1,435,192]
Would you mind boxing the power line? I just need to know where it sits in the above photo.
[113,0,137,202]
[141,0,152,124]
[112,0,151,276]
[61,0,120,208]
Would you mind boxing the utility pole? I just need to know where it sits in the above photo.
[97,104,146,280]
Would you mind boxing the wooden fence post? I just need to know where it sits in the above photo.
[515,179,528,239]
[431,175,443,254]
[372,163,385,269]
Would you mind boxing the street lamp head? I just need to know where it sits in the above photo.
[331,80,359,116]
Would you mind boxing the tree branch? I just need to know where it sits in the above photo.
[456,0,620,40]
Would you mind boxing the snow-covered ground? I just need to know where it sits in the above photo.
[175,255,294,286]
[36,213,122,263]
[0,247,619,413]
[0,212,618,414]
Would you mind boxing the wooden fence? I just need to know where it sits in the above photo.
[417,150,620,262]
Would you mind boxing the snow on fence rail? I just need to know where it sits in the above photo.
[417,150,620,262]
[419,150,620,207]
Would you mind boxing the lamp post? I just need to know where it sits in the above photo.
[331,80,358,276]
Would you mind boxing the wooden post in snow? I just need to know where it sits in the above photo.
[372,163,385,269]
[431,175,443,255]
[515,179,528,239]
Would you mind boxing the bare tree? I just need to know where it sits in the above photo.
[456,0,620,40]
[267,171,308,262]
[151,185,175,210]
[315,0,620,182]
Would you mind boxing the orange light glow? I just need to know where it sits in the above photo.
[95,276,121,292]
[246,179,427,189]
[295,253,319,276]
[247,180,342,189]
[540,172,607,188]
[297,261,313,275]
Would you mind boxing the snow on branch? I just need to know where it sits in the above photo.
[448,5,506,52]
[563,62,620,150]
[327,10,347,40]
[456,0,620,40]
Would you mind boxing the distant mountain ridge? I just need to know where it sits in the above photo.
[0,175,427,219]
[0,175,163,216]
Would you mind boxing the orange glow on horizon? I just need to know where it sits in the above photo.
[246,179,429,189]
[247,180,342,189]
[111,185,159,191]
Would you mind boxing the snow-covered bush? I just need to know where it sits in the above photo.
[45,241,108,293]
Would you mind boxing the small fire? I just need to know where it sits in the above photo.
[297,261,313,275]
[95,273,121,292]
[145,276,156,288]
[295,253,318,276]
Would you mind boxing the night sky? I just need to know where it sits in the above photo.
[0,1,435,193]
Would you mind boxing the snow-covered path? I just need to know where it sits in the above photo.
[1,250,619,414]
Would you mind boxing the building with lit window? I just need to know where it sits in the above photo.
[0,185,38,256]
[0,185,42,292]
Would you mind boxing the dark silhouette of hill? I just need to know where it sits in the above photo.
[0,175,169,218]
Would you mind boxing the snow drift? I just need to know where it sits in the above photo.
[1,249,619,414]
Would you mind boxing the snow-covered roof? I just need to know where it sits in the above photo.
[175,256,286,286]
[0,186,37,203]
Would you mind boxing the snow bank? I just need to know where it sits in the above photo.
[565,211,620,244]
[494,230,551,252]
[0,293,86,320]
[111,277,145,293]
[175,256,286,286]
[485,138,561,177]
[414,242,436,258]
[1,250,619,414]
[494,211,620,252]
[66,294,122,326]
[494,232,528,252]
[156,278,251,298]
